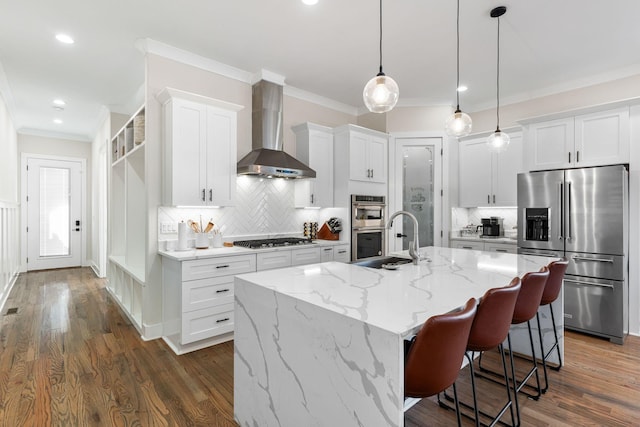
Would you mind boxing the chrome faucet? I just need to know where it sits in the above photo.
[387,211,420,265]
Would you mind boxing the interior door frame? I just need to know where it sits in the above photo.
[388,132,449,252]
[20,153,87,272]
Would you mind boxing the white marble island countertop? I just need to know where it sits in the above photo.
[235,246,555,337]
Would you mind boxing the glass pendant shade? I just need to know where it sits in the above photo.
[363,73,399,113]
[487,129,510,152]
[445,110,472,137]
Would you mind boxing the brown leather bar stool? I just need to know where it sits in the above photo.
[440,277,522,427]
[536,258,569,393]
[404,298,477,427]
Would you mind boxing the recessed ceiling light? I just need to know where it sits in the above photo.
[53,99,66,106]
[55,34,74,44]
[457,85,468,92]
[302,0,318,5]
[53,119,63,124]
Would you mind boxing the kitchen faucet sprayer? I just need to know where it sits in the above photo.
[387,211,420,264]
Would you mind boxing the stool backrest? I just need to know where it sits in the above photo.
[512,268,550,324]
[404,298,477,398]
[541,258,569,305]
[467,277,521,352]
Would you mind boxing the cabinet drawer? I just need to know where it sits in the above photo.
[182,276,234,312]
[257,251,292,271]
[451,241,484,251]
[182,254,256,281]
[320,246,334,262]
[484,243,517,254]
[291,247,321,266]
[181,303,234,345]
[333,245,350,262]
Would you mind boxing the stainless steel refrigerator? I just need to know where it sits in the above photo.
[517,165,628,344]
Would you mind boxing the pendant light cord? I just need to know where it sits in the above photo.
[455,0,460,110]
[378,0,383,75]
[496,14,501,131]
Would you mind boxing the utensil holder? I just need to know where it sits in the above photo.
[212,233,223,248]
[195,233,209,249]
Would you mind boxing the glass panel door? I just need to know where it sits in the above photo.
[39,167,71,257]
[402,146,435,249]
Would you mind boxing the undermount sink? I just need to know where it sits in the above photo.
[352,256,413,270]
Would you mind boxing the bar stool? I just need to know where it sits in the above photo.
[536,258,569,393]
[404,298,477,427]
[440,277,522,427]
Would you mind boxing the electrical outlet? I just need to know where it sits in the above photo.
[160,222,176,233]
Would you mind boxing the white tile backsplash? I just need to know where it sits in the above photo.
[158,175,347,241]
[451,207,518,233]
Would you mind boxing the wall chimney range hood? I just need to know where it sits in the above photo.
[237,80,316,179]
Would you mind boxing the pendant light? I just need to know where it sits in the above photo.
[363,0,399,113]
[487,6,510,152]
[445,0,472,137]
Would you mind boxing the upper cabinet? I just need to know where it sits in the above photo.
[458,132,523,207]
[158,88,243,207]
[292,123,334,208]
[525,107,629,171]
[334,125,387,185]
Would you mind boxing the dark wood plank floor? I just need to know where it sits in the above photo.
[0,268,638,426]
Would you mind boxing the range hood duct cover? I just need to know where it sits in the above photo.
[237,80,316,178]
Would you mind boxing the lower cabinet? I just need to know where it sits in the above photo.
[162,254,256,354]
[161,243,352,354]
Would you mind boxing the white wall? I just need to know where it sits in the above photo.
[18,134,92,270]
[0,91,20,312]
[89,113,111,277]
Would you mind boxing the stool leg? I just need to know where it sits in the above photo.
[464,352,480,427]
[549,303,563,370]
[497,343,516,427]
[452,381,463,427]
[536,312,550,393]
[506,333,521,427]
[522,320,542,400]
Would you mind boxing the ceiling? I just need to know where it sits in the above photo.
[2,0,640,141]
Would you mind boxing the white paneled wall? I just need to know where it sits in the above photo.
[0,201,20,311]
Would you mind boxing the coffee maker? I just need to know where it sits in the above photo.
[481,217,503,237]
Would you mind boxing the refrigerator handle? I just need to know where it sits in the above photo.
[558,182,564,240]
[567,181,572,241]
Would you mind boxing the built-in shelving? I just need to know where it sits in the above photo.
[108,104,147,334]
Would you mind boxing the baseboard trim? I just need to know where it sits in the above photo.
[0,270,20,315]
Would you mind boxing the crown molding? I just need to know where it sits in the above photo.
[284,86,358,116]
[18,127,91,142]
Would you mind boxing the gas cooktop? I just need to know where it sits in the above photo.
[233,237,313,249]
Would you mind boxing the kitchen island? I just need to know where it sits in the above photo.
[233,246,559,427]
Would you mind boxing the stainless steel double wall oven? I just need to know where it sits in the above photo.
[351,195,386,261]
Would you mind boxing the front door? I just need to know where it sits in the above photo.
[26,157,83,270]
[390,137,442,252]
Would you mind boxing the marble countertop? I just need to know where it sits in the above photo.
[450,235,518,244]
[158,239,347,261]
[235,246,556,337]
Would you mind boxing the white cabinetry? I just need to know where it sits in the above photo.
[333,124,388,206]
[450,239,517,253]
[333,244,350,262]
[291,247,321,266]
[162,254,256,354]
[320,246,334,262]
[459,133,523,207]
[526,107,629,171]
[158,88,243,207]
[293,123,334,208]
[108,105,147,333]
[257,251,292,271]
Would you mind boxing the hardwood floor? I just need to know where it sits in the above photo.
[0,267,638,426]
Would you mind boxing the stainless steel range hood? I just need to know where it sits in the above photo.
[237,80,316,179]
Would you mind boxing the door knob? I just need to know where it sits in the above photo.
[396,233,407,238]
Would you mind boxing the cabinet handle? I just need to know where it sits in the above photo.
[216,289,230,293]
[493,194,496,204]
[371,169,374,178]
[209,189,213,201]
[495,249,508,253]
[216,317,230,323]
[576,151,580,163]
[338,250,347,254]
[462,246,473,249]
[323,248,332,252]
[202,189,206,202]
[216,264,230,269]
[311,194,314,204]
[572,256,614,263]
[568,152,571,163]
[563,278,614,290]
[487,195,490,204]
